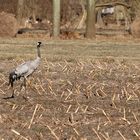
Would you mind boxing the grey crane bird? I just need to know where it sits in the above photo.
[6,42,42,99]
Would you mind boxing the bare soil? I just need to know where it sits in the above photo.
[0,38,139,140]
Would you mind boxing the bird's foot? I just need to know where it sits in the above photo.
[3,95,14,99]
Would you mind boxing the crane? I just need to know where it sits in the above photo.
[5,42,42,99]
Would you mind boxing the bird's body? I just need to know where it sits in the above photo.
[6,42,42,99]
[12,56,40,78]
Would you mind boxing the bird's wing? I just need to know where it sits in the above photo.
[14,58,41,77]
[15,62,29,76]
[24,58,41,77]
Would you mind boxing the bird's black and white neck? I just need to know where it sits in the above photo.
[37,42,42,58]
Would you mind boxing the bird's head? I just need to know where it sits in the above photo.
[37,42,42,47]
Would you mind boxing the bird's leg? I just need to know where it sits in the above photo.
[24,77,27,94]
[20,77,26,90]
[24,77,36,98]
[22,77,29,100]
[10,79,14,98]
[3,82,14,99]
[20,82,24,91]
[11,85,15,98]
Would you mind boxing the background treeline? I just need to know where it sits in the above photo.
[0,0,140,22]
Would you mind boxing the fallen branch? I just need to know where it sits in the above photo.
[11,129,28,140]
[46,125,59,140]
[28,104,39,129]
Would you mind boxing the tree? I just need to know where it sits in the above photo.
[17,0,24,24]
[53,0,61,37]
[132,0,140,18]
[76,0,87,29]
[86,0,96,38]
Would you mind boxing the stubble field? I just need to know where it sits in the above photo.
[0,38,139,140]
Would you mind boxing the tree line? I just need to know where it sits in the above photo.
[17,0,140,38]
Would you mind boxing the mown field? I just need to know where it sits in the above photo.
[0,38,140,140]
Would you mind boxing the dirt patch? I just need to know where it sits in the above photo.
[131,18,140,38]
[0,12,18,37]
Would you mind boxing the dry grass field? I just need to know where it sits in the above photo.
[0,38,140,140]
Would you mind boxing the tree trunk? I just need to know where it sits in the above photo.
[53,0,61,37]
[77,0,87,29]
[17,0,24,24]
[132,0,140,18]
[86,0,96,38]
